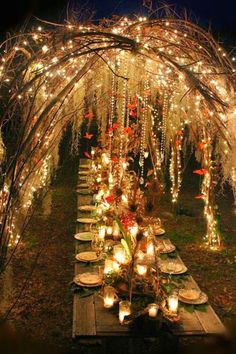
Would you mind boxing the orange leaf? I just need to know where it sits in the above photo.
[147,169,154,177]
[112,156,119,162]
[84,132,93,140]
[195,194,204,199]
[84,112,94,119]
[113,122,119,129]
[130,110,137,117]
[176,140,182,146]
[84,151,91,158]
[193,169,207,175]
[127,103,137,110]
[124,127,132,135]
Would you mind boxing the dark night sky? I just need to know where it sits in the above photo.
[0,0,235,44]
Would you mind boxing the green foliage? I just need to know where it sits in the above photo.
[115,216,132,254]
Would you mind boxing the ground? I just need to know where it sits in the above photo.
[0,155,235,354]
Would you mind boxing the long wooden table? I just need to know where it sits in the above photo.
[73,159,225,339]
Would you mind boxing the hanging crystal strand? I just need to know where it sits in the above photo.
[118,52,128,185]
[201,129,221,249]
[231,167,236,205]
[169,132,182,204]
[109,70,116,159]
[139,80,149,185]
[151,107,162,178]
[161,90,168,162]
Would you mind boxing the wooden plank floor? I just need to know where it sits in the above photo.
[73,158,226,338]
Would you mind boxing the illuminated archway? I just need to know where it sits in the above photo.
[0,14,235,269]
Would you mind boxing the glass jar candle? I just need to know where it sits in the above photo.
[104,259,114,274]
[119,300,131,324]
[148,303,159,318]
[103,286,117,308]
[136,263,148,276]
[106,226,113,236]
[168,294,179,314]
[98,226,106,239]
[113,244,127,264]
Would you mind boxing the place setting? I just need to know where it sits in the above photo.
[78,170,89,176]
[74,231,96,242]
[78,205,97,212]
[156,239,176,254]
[178,288,208,305]
[74,272,103,288]
[160,260,188,275]
[77,183,89,189]
[77,189,93,195]
[75,251,102,263]
[77,217,98,224]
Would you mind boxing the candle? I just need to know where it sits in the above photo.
[104,297,114,308]
[168,294,179,314]
[113,244,127,264]
[99,226,106,239]
[147,242,155,257]
[96,176,102,183]
[136,263,148,276]
[119,301,131,324]
[121,194,128,204]
[148,303,159,318]
[96,206,103,217]
[129,224,139,238]
[104,259,114,274]
[101,153,110,166]
[112,260,120,272]
[103,286,116,308]
[106,226,113,236]
[112,222,120,239]
[136,250,145,261]
[108,173,114,186]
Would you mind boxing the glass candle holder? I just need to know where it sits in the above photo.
[104,259,114,274]
[112,222,120,238]
[119,300,131,324]
[106,226,113,236]
[98,226,106,239]
[168,294,179,314]
[113,244,127,264]
[147,242,155,257]
[129,224,139,238]
[96,206,103,217]
[136,263,148,276]
[91,235,104,256]
[148,303,159,318]
[103,286,117,308]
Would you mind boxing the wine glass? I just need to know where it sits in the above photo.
[91,235,104,257]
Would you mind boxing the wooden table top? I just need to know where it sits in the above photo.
[72,159,226,338]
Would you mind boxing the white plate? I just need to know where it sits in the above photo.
[79,176,87,181]
[160,263,188,274]
[155,228,166,236]
[74,274,102,287]
[77,183,89,188]
[80,164,90,169]
[77,190,92,195]
[74,232,95,241]
[75,251,101,262]
[179,291,208,305]
[78,171,89,176]
[77,218,97,224]
[157,242,176,254]
[78,205,97,212]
